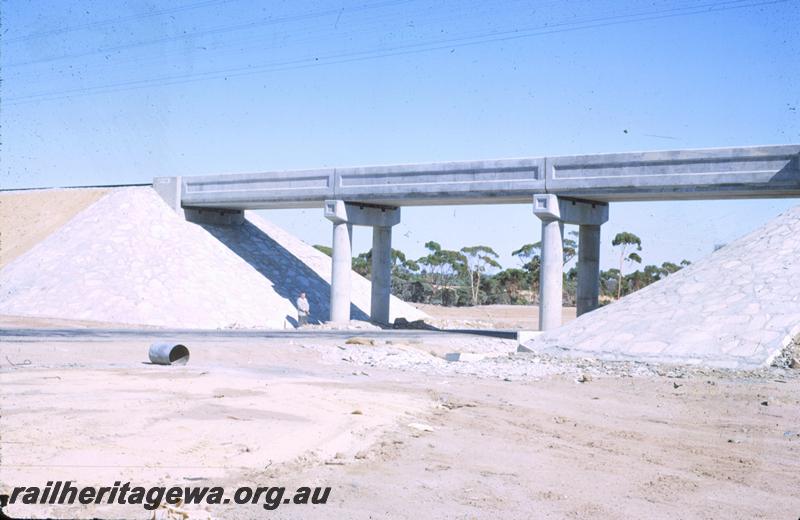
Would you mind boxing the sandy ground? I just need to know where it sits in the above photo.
[0,188,109,268]
[417,303,577,330]
[1,328,798,519]
[0,315,165,330]
[0,303,574,332]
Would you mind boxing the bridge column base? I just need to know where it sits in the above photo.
[533,195,609,330]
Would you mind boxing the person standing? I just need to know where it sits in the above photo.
[296,292,310,326]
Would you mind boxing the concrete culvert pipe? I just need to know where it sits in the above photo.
[148,343,190,365]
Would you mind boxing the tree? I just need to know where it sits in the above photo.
[643,264,663,285]
[351,250,371,277]
[313,244,332,256]
[512,242,541,303]
[389,248,422,301]
[660,261,680,276]
[460,245,501,305]
[417,241,467,305]
[612,231,642,299]
[390,248,420,274]
[563,230,579,265]
[601,268,621,298]
[512,242,541,268]
[493,268,528,304]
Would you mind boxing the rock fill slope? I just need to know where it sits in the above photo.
[0,187,425,328]
[524,205,800,369]
[0,188,108,268]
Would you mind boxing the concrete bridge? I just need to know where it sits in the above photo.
[154,145,800,329]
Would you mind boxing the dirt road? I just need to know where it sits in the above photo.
[417,303,577,330]
[1,331,798,519]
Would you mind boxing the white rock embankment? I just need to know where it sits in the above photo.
[0,187,426,328]
[524,205,800,369]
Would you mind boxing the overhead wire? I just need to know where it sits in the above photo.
[4,0,534,81]
[5,0,787,105]
[4,0,240,44]
[6,0,420,68]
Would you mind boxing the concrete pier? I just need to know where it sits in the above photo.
[329,220,353,323]
[534,195,609,330]
[325,200,400,323]
[539,218,565,330]
[577,224,601,316]
[370,226,393,324]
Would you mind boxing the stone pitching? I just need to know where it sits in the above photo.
[524,205,800,369]
[0,187,426,329]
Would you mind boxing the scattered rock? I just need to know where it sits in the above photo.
[575,374,591,383]
[393,318,438,330]
[386,338,423,345]
[440,401,477,410]
[407,422,435,432]
[445,352,508,362]
[151,500,215,520]
[351,409,363,415]
[424,464,451,472]
[345,337,376,346]
[760,400,769,406]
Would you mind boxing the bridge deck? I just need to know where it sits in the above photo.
[175,145,800,209]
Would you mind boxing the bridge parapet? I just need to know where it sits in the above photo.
[545,145,800,201]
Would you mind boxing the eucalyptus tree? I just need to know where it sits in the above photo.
[512,242,541,303]
[460,245,501,305]
[612,231,642,299]
[418,241,467,304]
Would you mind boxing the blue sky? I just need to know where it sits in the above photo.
[2,0,798,270]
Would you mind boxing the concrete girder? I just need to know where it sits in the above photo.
[172,145,800,209]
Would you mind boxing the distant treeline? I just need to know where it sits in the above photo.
[314,231,690,307]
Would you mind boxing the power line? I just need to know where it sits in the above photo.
[6,0,419,68]
[4,0,530,81]
[5,0,786,105]
[6,0,773,103]
[6,0,536,81]
[3,0,239,44]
